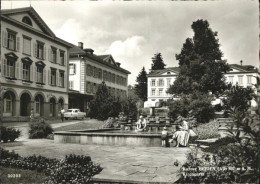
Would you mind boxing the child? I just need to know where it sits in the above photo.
[161,127,168,147]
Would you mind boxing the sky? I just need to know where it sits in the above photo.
[2,0,259,85]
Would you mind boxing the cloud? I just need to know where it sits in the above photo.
[105,36,146,57]
[55,19,82,45]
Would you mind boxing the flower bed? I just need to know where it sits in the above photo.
[0,148,102,183]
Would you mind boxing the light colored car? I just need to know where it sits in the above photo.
[64,109,86,120]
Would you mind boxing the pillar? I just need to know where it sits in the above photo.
[14,100,20,116]
[43,102,50,118]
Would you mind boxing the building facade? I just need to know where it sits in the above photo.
[144,64,259,108]
[1,7,72,121]
[68,43,130,112]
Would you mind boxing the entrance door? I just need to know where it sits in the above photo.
[20,93,31,116]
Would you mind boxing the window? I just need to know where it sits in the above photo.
[22,63,30,81]
[158,79,164,86]
[151,80,155,86]
[69,81,74,90]
[35,96,40,114]
[36,67,43,83]
[152,89,156,96]
[98,69,102,79]
[6,60,15,78]
[238,76,243,85]
[22,16,32,26]
[69,64,76,75]
[59,71,64,87]
[4,93,12,113]
[7,32,16,50]
[60,51,65,65]
[23,37,31,55]
[228,76,234,84]
[90,66,93,77]
[37,42,44,59]
[159,89,163,96]
[247,75,252,84]
[103,71,107,81]
[167,72,171,75]
[51,48,57,63]
[167,78,171,87]
[51,69,56,85]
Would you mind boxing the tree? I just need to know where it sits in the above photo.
[168,19,230,96]
[134,67,147,101]
[223,84,255,114]
[88,82,114,120]
[167,19,230,123]
[151,53,166,70]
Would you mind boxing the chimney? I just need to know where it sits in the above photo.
[240,60,243,66]
[78,42,83,49]
[116,62,121,67]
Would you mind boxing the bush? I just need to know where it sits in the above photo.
[0,147,20,160]
[0,149,102,184]
[29,119,53,139]
[202,136,236,153]
[0,126,21,143]
[193,121,220,140]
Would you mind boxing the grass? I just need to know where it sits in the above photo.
[53,119,106,131]
[0,167,45,184]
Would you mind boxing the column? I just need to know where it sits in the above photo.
[14,100,20,116]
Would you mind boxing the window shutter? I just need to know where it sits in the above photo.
[30,64,34,81]
[15,61,19,79]
[56,70,59,86]
[64,72,67,88]
[2,31,7,48]
[34,43,37,57]
[34,66,37,82]
[48,48,51,62]
[57,50,60,64]
[16,36,20,52]
[43,68,46,84]
[64,53,66,66]
[20,62,23,79]
[48,70,51,85]
[43,46,46,60]
[73,64,76,74]
[2,58,6,76]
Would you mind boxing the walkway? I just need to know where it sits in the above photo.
[2,120,190,183]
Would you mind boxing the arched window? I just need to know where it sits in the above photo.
[22,16,32,26]
[4,93,12,113]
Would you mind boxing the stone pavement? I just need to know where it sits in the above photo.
[2,120,191,183]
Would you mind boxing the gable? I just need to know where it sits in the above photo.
[228,68,243,73]
[161,71,178,75]
[8,13,43,32]
[101,55,118,67]
[2,7,55,37]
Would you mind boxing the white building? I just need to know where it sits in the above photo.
[68,42,130,112]
[1,7,72,121]
[144,64,259,108]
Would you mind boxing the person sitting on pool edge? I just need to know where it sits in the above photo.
[136,115,147,131]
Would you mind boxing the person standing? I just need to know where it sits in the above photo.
[30,108,34,123]
[60,108,65,122]
[161,127,169,147]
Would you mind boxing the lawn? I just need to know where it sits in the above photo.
[53,119,106,131]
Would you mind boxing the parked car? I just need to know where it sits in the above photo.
[64,109,86,120]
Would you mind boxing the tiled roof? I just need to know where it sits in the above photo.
[229,64,258,73]
[69,45,131,74]
[98,55,110,60]
[147,67,180,76]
